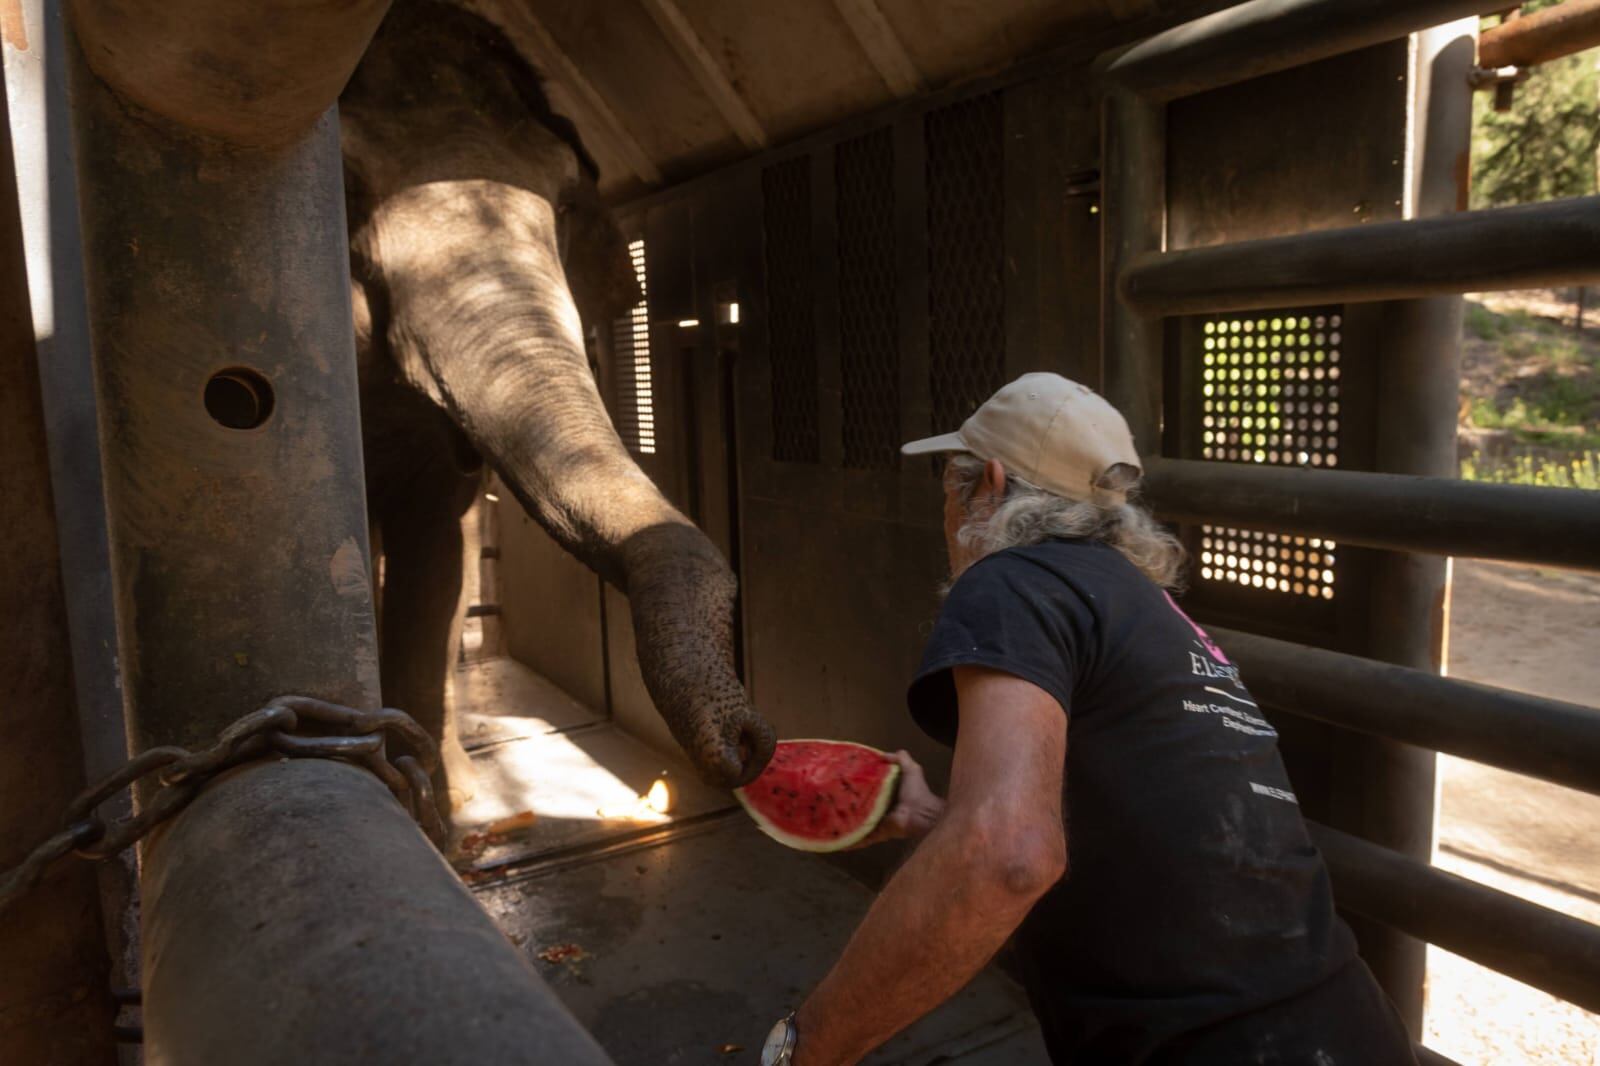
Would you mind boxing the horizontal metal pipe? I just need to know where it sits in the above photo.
[1310,822,1600,1014]
[1103,0,1505,102]
[1120,196,1600,315]
[1142,458,1600,571]
[1479,0,1600,68]
[69,0,390,146]
[141,758,614,1064]
[1211,626,1600,796]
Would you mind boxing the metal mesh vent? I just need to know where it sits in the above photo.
[926,92,1005,434]
[1200,311,1342,468]
[763,157,819,463]
[1199,525,1338,601]
[1198,309,1343,599]
[836,128,899,469]
[611,239,655,455]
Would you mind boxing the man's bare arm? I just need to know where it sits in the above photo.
[792,667,1067,1065]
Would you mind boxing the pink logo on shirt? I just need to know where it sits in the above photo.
[1162,590,1231,665]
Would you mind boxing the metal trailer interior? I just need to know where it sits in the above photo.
[2,0,1599,1064]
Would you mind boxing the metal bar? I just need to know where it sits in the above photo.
[1103,0,1507,102]
[1211,626,1600,796]
[0,58,115,1061]
[1100,87,1165,453]
[66,6,616,1061]
[1416,1048,1463,1066]
[1310,823,1600,1014]
[142,759,613,1064]
[3,0,139,1008]
[1142,458,1600,571]
[1480,0,1600,68]
[68,0,388,148]
[1344,23,1473,1030]
[1120,195,1600,315]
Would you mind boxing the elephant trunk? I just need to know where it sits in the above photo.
[355,178,775,787]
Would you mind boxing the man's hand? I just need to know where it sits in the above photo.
[792,667,1067,1065]
[853,751,944,848]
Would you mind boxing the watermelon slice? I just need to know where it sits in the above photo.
[735,739,901,852]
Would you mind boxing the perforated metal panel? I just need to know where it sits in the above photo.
[763,158,819,463]
[1199,311,1343,468]
[1198,526,1338,601]
[926,92,1005,434]
[611,239,655,455]
[1196,308,1344,600]
[836,128,899,470]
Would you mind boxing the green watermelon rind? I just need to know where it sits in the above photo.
[734,739,902,853]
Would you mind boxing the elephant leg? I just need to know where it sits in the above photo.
[377,457,481,814]
[352,179,776,787]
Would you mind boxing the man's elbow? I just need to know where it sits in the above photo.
[958,819,1066,903]
[995,837,1067,900]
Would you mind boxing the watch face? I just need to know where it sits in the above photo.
[760,1017,792,1065]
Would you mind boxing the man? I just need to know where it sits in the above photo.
[759,374,1414,1065]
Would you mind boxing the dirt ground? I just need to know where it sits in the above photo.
[1426,558,1600,1064]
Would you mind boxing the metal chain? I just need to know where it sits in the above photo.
[0,695,443,916]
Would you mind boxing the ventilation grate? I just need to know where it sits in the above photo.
[611,238,655,455]
[1200,311,1342,468]
[836,128,900,469]
[1197,309,1343,599]
[926,92,1005,436]
[763,157,819,463]
[1199,525,1338,601]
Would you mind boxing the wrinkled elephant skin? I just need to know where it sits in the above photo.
[341,0,775,803]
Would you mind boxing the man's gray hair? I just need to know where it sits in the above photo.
[946,453,1187,590]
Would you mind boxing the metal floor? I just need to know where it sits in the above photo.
[449,657,1050,1065]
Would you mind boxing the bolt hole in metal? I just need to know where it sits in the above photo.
[204,367,275,430]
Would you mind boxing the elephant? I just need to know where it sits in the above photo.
[339,0,775,807]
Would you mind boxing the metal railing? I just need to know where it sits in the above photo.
[1100,1,1600,1062]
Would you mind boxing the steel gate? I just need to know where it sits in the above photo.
[1102,1,1600,1061]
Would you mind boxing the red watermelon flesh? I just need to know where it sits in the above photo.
[735,739,901,852]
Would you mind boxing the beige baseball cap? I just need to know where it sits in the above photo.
[901,373,1142,503]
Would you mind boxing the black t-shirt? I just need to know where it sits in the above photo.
[908,539,1373,1063]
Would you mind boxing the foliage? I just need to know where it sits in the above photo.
[1460,451,1600,490]
[1471,7,1600,209]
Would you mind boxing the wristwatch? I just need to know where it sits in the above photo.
[760,1011,798,1065]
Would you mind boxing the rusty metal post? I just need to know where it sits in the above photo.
[64,3,612,1061]
[1335,20,1477,1033]
[1479,0,1600,68]
[0,56,115,1064]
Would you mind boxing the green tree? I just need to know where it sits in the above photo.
[1471,5,1600,208]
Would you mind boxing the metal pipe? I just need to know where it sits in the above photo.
[1479,0,1600,68]
[141,759,612,1064]
[1103,0,1506,102]
[66,8,615,1061]
[1120,196,1600,315]
[1142,458,1600,571]
[68,0,389,147]
[1100,87,1165,454]
[1341,22,1474,1031]
[1416,1048,1463,1066]
[0,69,115,1061]
[1211,626,1600,796]
[1310,822,1600,1014]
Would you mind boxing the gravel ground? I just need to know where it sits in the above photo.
[1424,559,1600,1064]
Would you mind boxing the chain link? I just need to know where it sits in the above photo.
[0,696,443,915]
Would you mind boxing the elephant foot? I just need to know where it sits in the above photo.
[437,734,480,819]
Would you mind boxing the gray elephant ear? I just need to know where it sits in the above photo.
[1093,462,1142,495]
